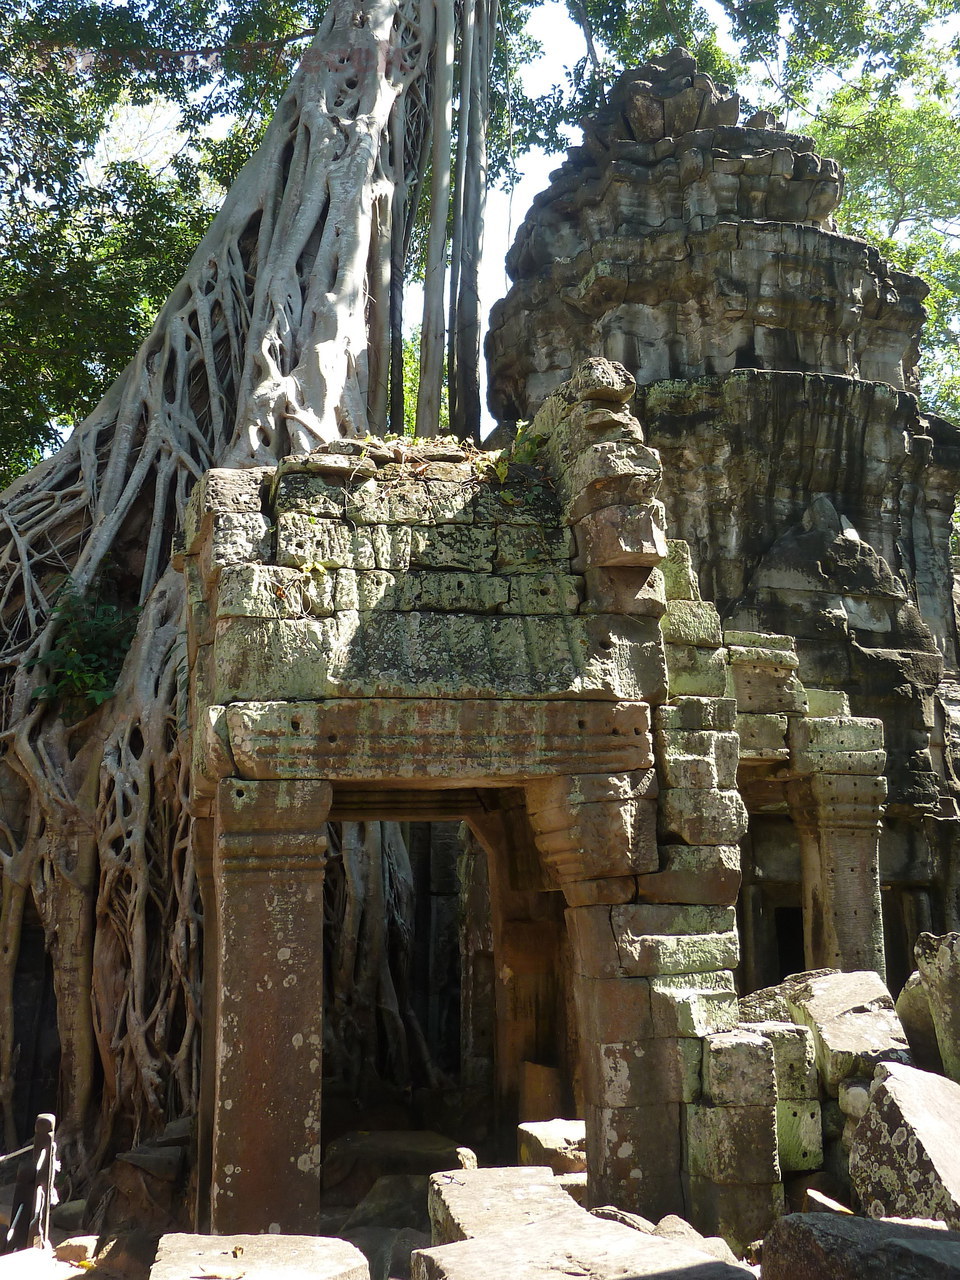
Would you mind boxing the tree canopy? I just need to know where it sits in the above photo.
[2,0,959,474]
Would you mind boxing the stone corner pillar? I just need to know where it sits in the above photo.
[209,776,332,1235]
[787,716,887,976]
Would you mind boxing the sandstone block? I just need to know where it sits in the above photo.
[896,970,943,1073]
[915,932,960,1084]
[561,877,638,907]
[581,566,666,617]
[571,502,667,569]
[634,845,741,905]
[184,466,269,550]
[527,770,659,880]
[661,540,701,601]
[213,612,667,704]
[583,1037,703,1107]
[215,562,336,619]
[226,697,652,784]
[655,698,737,732]
[776,1099,822,1172]
[495,523,574,572]
[735,713,788,760]
[649,972,739,1038]
[411,1210,751,1280]
[585,1103,683,1220]
[656,729,739,788]
[685,1104,779,1185]
[849,1062,960,1227]
[200,512,271,584]
[804,688,851,716]
[722,630,796,653]
[837,1077,871,1120]
[427,1167,582,1245]
[665,643,728,697]
[686,1178,785,1258]
[151,1236,369,1280]
[567,903,737,978]
[658,787,748,846]
[785,970,911,1093]
[702,1030,776,1106]
[573,974,655,1043]
[760,1213,960,1280]
[660,600,723,648]
[726,664,808,715]
[517,1120,586,1174]
[747,1021,817,1099]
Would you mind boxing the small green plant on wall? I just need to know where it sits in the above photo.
[27,577,140,716]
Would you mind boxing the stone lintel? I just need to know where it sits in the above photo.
[223,698,653,784]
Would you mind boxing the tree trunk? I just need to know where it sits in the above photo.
[0,0,472,1174]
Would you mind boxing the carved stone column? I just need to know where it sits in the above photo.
[787,716,886,975]
[210,777,331,1234]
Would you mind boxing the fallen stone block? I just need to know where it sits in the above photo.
[150,1235,369,1280]
[517,1119,586,1174]
[775,1099,822,1172]
[339,1174,430,1233]
[653,1215,741,1265]
[738,970,838,1024]
[426,1166,582,1245]
[849,1062,960,1227]
[915,932,960,1084]
[411,1208,752,1280]
[784,970,911,1093]
[896,970,944,1074]
[760,1212,960,1279]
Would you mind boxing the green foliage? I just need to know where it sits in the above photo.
[813,84,960,417]
[26,578,140,713]
[395,327,449,436]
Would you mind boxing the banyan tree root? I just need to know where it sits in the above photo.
[0,0,492,1178]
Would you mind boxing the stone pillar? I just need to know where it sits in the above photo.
[787,716,887,975]
[210,777,331,1234]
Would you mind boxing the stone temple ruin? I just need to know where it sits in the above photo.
[144,44,960,1273]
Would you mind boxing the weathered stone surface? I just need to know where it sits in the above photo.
[736,713,788,760]
[586,1102,684,1218]
[760,1213,960,1279]
[659,787,748,846]
[571,502,667,569]
[747,1022,817,1100]
[634,844,741,905]
[517,1120,586,1174]
[896,970,944,1074]
[915,932,960,1083]
[225,698,653,783]
[184,467,270,551]
[784,970,910,1093]
[664,642,728,697]
[151,1236,369,1280]
[427,1167,582,1245]
[775,1099,822,1172]
[527,770,659,879]
[581,566,666,616]
[212,612,667,703]
[686,1104,779,1184]
[689,1179,785,1257]
[661,600,723,648]
[702,1030,776,1107]
[738,970,839,1025]
[661,540,701,602]
[583,1036,702,1106]
[655,697,738,733]
[567,903,738,977]
[849,1062,960,1227]
[649,971,740,1038]
[412,1209,751,1280]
